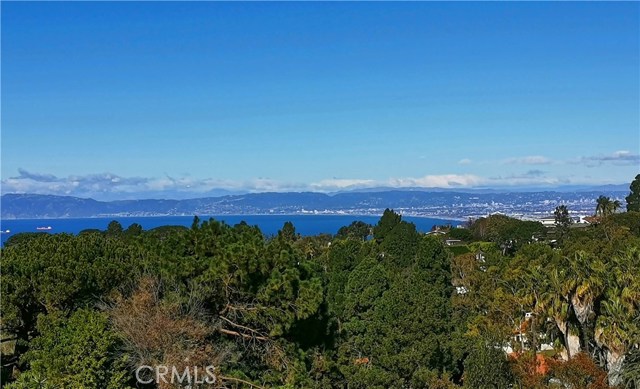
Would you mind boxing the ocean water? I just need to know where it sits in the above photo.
[0,215,460,246]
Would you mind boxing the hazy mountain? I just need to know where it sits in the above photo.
[1,187,629,220]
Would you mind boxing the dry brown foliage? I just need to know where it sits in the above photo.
[107,277,226,388]
[547,353,609,389]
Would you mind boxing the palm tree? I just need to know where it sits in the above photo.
[596,195,612,217]
[596,295,638,387]
[565,251,606,354]
[620,347,640,389]
[540,267,580,359]
[612,199,622,214]
[515,261,551,354]
[605,249,640,387]
[611,248,640,312]
[595,195,621,217]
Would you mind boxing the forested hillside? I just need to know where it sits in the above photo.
[1,176,639,388]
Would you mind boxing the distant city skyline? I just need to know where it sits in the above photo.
[2,2,639,199]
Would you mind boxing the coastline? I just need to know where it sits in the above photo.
[0,213,468,222]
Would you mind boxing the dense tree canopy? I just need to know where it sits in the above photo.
[1,181,639,388]
[627,174,640,212]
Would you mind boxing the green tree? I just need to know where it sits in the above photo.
[468,215,545,255]
[337,232,453,387]
[279,221,298,242]
[448,227,473,242]
[336,221,371,241]
[123,222,143,237]
[373,208,402,242]
[606,211,640,237]
[325,239,366,321]
[106,220,123,237]
[0,233,138,367]
[379,219,420,269]
[554,204,573,242]
[7,309,129,389]
[626,174,640,212]
[463,340,513,388]
[180,218,325,387]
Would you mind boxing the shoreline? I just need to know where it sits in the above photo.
[0,213,467,222]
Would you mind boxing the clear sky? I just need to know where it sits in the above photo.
[2,2,639,199]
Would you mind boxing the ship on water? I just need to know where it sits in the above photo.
[36,226,52,231]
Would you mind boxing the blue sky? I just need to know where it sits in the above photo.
[2,2,639,199]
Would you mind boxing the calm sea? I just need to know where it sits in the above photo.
[0,215,460,246]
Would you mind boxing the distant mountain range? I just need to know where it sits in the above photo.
[1,187,629,220]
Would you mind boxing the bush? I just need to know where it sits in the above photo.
[448,228,473,242]
[463,342,513,388]
[547,353,608,389]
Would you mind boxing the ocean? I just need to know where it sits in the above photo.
[0,215,460,246]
